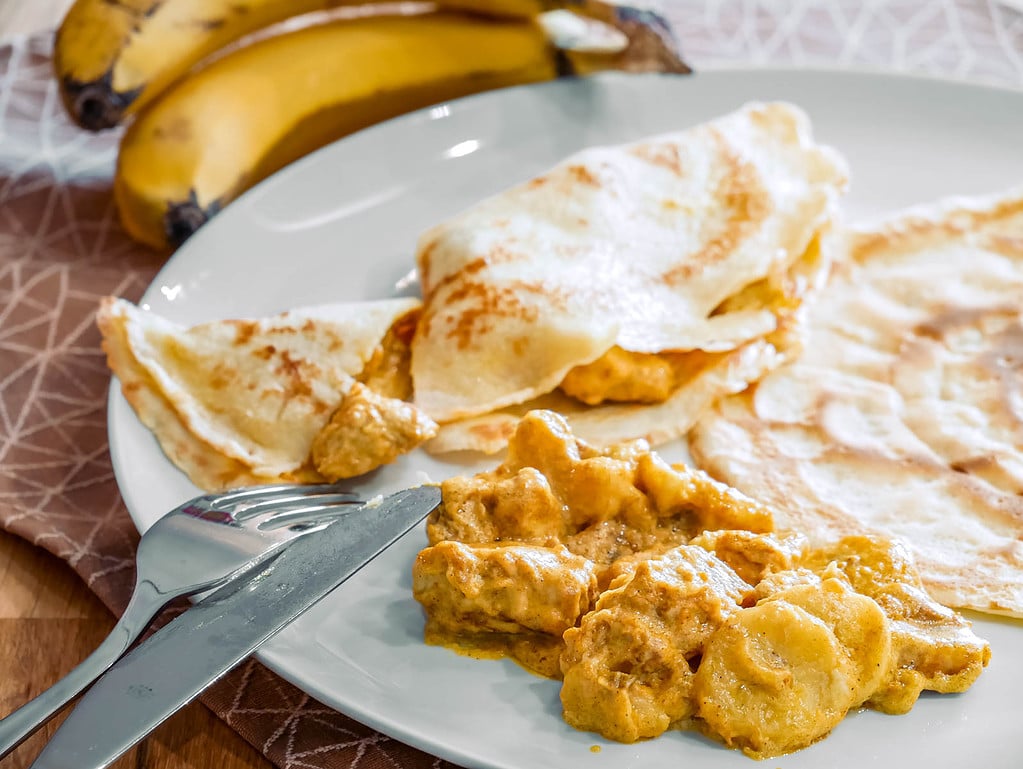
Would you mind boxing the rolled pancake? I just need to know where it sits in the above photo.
[412,101,848,423]
[690,187,1023,616]
[98,296,420,489]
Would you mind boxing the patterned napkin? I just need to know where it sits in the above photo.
[1,2,1019,767]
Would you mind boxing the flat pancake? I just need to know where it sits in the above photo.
[98,296,420,489]
[411,101,849,422]
[689,188,1023,617]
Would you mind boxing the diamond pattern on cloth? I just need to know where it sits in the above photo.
[0,3,1020,769]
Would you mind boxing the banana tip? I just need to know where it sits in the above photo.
[61,72,141,131]
[164,192,221,249]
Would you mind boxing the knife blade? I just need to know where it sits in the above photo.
[29,484,441,769]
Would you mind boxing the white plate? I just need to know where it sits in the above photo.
[109,70,1023,769]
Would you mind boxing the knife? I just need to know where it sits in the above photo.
[29,484,441,769]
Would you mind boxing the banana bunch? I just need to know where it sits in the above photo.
[54,0,690,251]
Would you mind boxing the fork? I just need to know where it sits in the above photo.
[0,482,360,759]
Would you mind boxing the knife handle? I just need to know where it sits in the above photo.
[0,581,161,759]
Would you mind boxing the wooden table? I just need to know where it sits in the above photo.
[0,529,272,769]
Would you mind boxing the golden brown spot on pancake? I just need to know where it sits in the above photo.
[987,323,1023,369]
[254,344,276,360]
[273,350,314,400]
[423,246,536,335]
[424,246,528,307]
[905,308,1023,489]
[443,280,566,350]
[229,319,258,346]
[629,142,685,176]
[566,164,600,187]
[391,308,420,346]
[983,234,1023,259]
[985,195,1023,222]
[208,365,230,390]
[419,237,441,295]
[748,103,800,142]
[528,176,549,188]
[445,283,532,350]
[421,266,477,319]
[950,457,999,475]
[914,306,1014,341]
[912,307,1023,387]
[417,306,436,339]
[811,438,1023,531]
[440,256,489,289]
[801,330,1023,517]
[852,197,1023,263]
[851,219,966,262]
[661,130,772,286]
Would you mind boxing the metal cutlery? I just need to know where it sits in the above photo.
[0,482,360,759]
[26,484,441,769]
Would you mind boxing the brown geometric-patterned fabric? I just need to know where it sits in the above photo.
[1,3,1020,767]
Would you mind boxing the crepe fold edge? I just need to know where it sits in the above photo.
[98,296,421,490]
[99,298,288,491]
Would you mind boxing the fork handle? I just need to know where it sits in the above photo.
[0,580,163,760]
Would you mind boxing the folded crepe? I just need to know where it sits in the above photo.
[99,297,435,490]
[412,101,848,450]
[689,187,1023,616]
[428,230,831,453]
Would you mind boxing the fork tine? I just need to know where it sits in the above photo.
[254,500,364,531]
[235,492,363,518]
[212,483,360,509]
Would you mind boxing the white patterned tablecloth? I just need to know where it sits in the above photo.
[678,0,1022,86]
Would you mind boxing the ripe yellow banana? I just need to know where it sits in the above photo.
[113,13,569,250]
[55,0,575,129]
